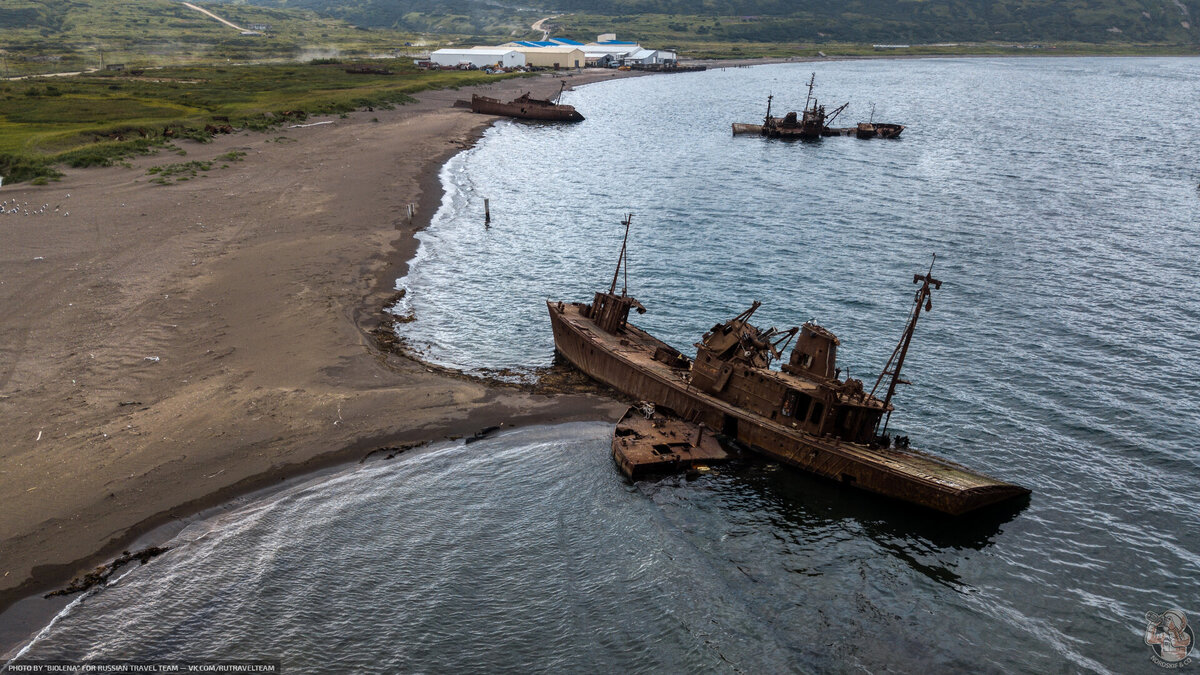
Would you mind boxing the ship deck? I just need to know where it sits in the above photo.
[612,406,729,479]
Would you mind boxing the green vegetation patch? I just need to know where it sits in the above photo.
[2,94,196,125]
[0,61,516,183]
[146,159,214,184]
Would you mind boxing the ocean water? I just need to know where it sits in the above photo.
[7,58,1200,673]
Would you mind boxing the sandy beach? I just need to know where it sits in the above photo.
[0,70,640,613]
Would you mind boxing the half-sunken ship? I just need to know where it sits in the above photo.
[548,216,1028,516]
[732,73,904,139]
[469,82,584,122]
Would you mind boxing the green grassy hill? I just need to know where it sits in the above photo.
[0,0,424,77]
[546,0,1200,44]
[210,0,1200,45]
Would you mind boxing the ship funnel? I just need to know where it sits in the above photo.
[782,322,839,380]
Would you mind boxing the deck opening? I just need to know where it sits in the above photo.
[722,414,738,438]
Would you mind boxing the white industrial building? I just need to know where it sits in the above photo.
[430,48,525,69]
[581,43,639,60]
[621,48,678,65]
[623,49,659,65]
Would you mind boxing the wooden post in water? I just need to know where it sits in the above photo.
[484,199,490,224]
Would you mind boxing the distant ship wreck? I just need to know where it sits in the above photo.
[465,82,584,122]
[732,73,904,139]
[548,216,1028,516]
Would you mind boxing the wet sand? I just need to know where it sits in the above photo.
[0,70,639,614]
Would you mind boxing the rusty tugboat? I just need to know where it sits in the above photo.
[468,81,585,122]
[548,216,1029,516]
[732,73,904,139]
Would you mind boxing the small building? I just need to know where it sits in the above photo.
[430,48,525,69]
[248,23,271,32]
[586,53,616,67]
[581,42,641,62]
[597,33,617,42]
[623,49,659,65]
[105,63,125,71]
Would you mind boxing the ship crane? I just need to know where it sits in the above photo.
[823,102,850,128]
[870,255,942,437]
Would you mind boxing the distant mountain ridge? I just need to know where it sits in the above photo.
[210,0,1200,43]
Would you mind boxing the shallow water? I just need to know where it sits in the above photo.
[9,58,1200,673]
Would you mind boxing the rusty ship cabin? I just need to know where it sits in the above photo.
[689,304,888,446]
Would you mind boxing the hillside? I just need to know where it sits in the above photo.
[198,0,538,36]
[209,0,1200,44]
[0,0,420,76]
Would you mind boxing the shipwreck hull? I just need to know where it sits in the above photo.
[549,301,1028,516]
[470,94,584,122]
[732,122,904,139]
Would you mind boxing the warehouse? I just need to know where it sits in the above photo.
[580,42,641,63]
[495,46,586,69]
[430,48,525,69]
[623,49,660,66]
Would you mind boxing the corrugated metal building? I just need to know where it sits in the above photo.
[430,48,525,68]
[581,41,642,62]
[485,45,585,68]
[623,49,659,65]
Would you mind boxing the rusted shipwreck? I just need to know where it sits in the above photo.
[468,83,584,122]
[732,73,904,139]
[548,216,1028,516]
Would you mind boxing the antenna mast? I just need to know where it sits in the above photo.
[870,255,942,435]
[608,213,633,296]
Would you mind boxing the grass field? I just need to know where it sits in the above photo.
[0,0,433,78]
[0,60,524,183]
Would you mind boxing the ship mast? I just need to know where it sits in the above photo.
[870,255,942,435]
[764,94,773,126]
[608,213,633,296]
[803,72,816,110]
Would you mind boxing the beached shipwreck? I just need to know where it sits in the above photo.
[548,217,1028,516]
[466,83,584,122]
[732,74,904,140]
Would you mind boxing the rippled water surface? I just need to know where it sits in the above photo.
[9,58,1200,673]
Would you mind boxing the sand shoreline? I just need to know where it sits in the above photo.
[0,69,641,624]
